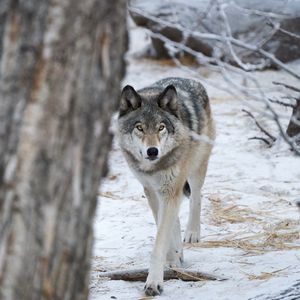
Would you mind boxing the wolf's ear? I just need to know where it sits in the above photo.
[158,85,178,116]
[119,85,141,116]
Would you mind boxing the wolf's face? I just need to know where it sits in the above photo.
[118,84,185,170]
[130,119,169,162]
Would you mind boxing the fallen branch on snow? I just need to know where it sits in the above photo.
[248,136,273,147]
[97,268,226,282]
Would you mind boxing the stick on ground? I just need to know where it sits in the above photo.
[98,268,226,282]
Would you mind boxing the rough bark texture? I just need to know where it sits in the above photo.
[286,100,300,141]
[0,1,127,300]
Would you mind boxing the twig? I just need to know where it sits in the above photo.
[249,137,273,146]
[267,19,300,40]
[268,98,295,108]
[277,26,300,39]
[242,109,276,142]
[97,268,226,282]
[217,0,259,71]
[231,3,289,19]
[273,81,300,93]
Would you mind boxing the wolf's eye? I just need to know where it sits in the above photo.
[159,124,166,131]
[136,124,143,132]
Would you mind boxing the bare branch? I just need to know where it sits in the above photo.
[216,0,256,71]
[230,2,290,19]
[273,81,300,93]
[249,137,273,146]
[129,6,300,79]
[218,62,300,155]
[242,109,276,142]
[267,19,300,40]
[268,98,295,108]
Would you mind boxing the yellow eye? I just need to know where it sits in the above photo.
[159,124,165,131]
[136,124,143,131]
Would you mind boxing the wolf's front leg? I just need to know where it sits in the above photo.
[144,198,181,296]
[166,217,183,267]
[145,188,183,268]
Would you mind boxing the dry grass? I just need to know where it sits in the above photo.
[155,55,198,67]
[196,228,300,254]
[99,191,118,199]
[198,194,300,254]
[208,194,263,225]
[262,219,300,250]
[244,267,289,280]
[210,96,236,104]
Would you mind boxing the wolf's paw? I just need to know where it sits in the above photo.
[144,281,163,296]
[166,250,184,268]
[183,230,200,243]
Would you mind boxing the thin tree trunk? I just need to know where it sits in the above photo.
[0,1,127,300]
[286,99,300,141]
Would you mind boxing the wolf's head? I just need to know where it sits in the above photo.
[117,84,187,171]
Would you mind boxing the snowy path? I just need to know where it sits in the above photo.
[89,26,300,300]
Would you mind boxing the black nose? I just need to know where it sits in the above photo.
[147,147,158,158]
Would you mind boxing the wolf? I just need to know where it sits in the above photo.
[117,77,215,296]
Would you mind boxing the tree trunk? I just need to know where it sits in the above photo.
[0,1,127,300]
[286,99,300,142]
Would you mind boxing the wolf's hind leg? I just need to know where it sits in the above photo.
[184,159,209,243]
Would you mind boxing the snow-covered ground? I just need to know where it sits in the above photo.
[89,24,300,300]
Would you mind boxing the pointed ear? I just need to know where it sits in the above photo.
[119,85,141,117]
[157,85,179,116]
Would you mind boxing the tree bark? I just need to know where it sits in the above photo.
[286,99,300,141]
[0,1,127,300]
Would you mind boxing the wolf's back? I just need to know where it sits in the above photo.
[152,77,210,134]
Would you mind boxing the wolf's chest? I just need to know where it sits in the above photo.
[133,166,180,192]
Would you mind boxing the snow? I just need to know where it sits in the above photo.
[89,24,300,300]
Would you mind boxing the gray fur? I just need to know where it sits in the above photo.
[138,77,209,134]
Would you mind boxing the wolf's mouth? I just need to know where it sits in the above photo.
[146,156,158,161]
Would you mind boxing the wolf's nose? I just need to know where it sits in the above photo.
[147,147,158,158]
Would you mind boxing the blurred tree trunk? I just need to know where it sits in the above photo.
[0,1,127,299]
[286,99,300,141]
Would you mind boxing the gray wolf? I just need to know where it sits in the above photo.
[117,77,215,296]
